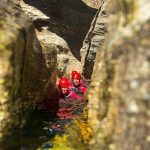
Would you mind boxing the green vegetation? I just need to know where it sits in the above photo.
[118,0,137,25]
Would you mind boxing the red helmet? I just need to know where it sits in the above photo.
[73,72,81,80]
[71,70,78,78]
[58,78,69,88]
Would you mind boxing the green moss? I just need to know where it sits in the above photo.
[140,38,150,46]
[118,0,138,25]
[0,29,17,53]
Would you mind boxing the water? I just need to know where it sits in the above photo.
[1,99,87,150]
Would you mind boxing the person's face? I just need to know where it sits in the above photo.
[61,88,68,94]
[73,79,80,86]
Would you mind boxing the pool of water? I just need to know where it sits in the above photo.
[2,99,87,150]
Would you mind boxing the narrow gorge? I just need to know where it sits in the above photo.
[0,0,150,150]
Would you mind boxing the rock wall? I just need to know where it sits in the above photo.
[21,0,98,74]
[88,0,150,149]
[80,0,107,79]
[0,0,56,143]
[22,0,97,38]
[1,0,149,149]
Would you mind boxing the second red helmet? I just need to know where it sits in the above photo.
[73,72,81,80]
[71,70,78,78]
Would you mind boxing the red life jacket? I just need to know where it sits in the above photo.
[68,80,87,95]
[59,90,82,100]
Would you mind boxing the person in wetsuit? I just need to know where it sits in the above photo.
[58,77,81,100]
[69,71,87,96]
[57,77,82,119]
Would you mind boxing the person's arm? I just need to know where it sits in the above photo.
[69,91,82,100]
[80,86,87,93]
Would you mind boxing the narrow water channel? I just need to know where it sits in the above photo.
[2,96,87,150]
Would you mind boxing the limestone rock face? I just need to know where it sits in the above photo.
[0,0,56,142]
[80,0,107,79]
[36,29,69,75]
[81,0,101,8]
[20,1,50,21]
[20,0,98,74]
[88,0,150,149]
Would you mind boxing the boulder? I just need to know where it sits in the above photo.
[0,0,56,143]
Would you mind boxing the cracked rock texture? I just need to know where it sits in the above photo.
[20,0,98,75]
[80,0,107,79]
